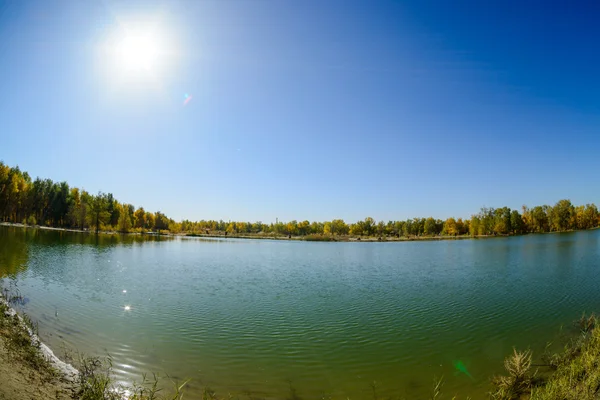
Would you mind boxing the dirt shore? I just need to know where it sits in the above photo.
[0,295,78,400]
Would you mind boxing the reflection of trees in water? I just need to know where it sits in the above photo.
[0,226,174,279]
[0,227,30,278]
[25,228,171,247]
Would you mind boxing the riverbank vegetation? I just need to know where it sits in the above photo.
[0,293,76,399]
[1,161,598,238]
[489,314,600,400]
[1,289,188,399]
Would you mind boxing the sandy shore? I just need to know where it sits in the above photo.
[0,294,78,400]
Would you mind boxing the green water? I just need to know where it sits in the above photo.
[1,225,599,399]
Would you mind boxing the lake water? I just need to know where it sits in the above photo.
[1,225,599,399]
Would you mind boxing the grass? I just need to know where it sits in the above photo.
[490,348,535,399]
[0,295,57,378]
[490,313,600,400]
[1,287,190,400]
[528,314,600,400]
[76,354,190,400]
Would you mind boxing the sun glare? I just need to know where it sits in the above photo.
[97,15,179,86]
[117,33,158,71]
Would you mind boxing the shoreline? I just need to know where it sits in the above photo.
[0,295,79,380]
[0,292,78,399]
[3,221,590,243]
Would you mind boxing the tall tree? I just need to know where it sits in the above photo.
[117,203,133,233]
[549,199,575,232]
[424,217,438,236]
[510,210,525,234]
[134,207,146,230]
[87,192,110,234]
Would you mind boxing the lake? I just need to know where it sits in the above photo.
[1,225,599,399]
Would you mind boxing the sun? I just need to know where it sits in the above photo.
[117,33,159,71]
[96,16,178,84]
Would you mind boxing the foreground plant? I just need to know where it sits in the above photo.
[491,348,534,399]
[0,298,56,376]
[77,354,189,400]
[529,315,600,400]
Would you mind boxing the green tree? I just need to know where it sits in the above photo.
[424,217,438,236]
[154,212,170,231]
[549,199,575,232]
[469,216,480,236]
[68,188,89,230]
[363,217,375,236]
[87,192,110,234]
[530,206,550,233]
[107,193,119,228]
[331,219,349,235]
[510,210,525,234]
[350,221,363,236]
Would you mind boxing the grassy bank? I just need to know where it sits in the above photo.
[0,290,188,400]
[489,314,600,400]
[0,292,76,400]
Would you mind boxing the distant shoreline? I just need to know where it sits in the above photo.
[3,221,591,243]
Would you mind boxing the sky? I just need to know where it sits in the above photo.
[1,0,599,223]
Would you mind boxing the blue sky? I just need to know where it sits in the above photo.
[1,0,599,223]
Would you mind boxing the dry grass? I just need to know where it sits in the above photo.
[76,354,190,400]
[490,314,600,400]
[0,299,56,377]
[491,348,535,399]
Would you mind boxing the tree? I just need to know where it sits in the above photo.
[50,181,71,227]
[376,220,386,235]
[134,207,146,230]
[331,219,349,235]
[443,217,457,236]
[363,217,375,236]
[510,210,525,234]
[107,193,119,228]
[424,217,438,236]
[87,192,110,234]
[226,223,235,234]
[583,204,599,229]
[2,161,600,241]
[394,221,405,236]
[117,203,133,232]
[154,212,170,231]
[530,206,550,233]
[456,218,468,235]
[350,221,364,236]
[549,199,574,232]
[68,188,89,230]
[469,216,480,236]
[145,212,155,231]
[297,220,310,235]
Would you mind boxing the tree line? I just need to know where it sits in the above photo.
[0,161,598,237]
